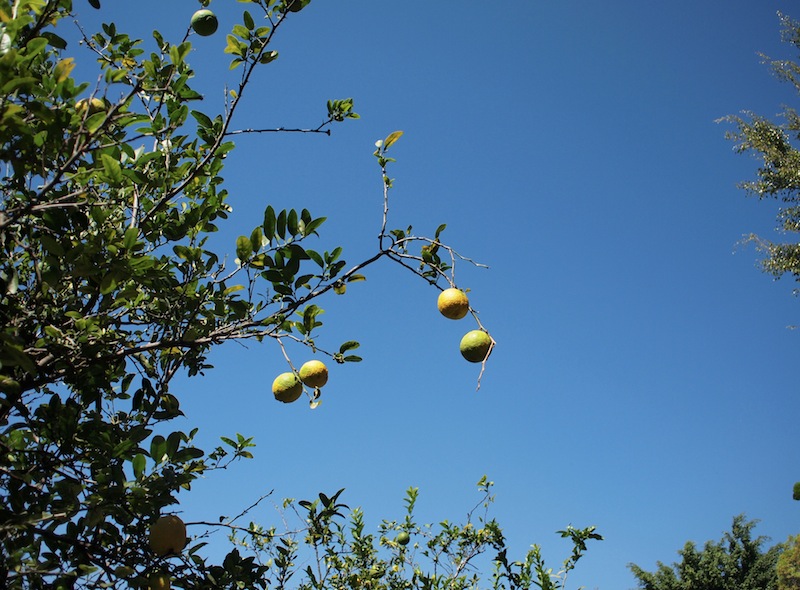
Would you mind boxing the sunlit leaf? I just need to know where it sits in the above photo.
[383,130,404,149]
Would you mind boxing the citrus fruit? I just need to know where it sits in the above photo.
[396,531,411,545]
[148,573,171,590]
[437,288,469,320]
[459,330,492,363]
[190,9,218,36]
[299,360,328,388]
[0,375,21,395]
[148,515,187,557]
[76,97,105,115]
[272,372,303,403]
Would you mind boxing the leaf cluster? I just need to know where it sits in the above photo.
[723,12,800,287]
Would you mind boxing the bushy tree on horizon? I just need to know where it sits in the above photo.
[628,515,782,590]
[0,1,599,588]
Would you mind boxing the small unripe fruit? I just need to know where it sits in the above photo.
[191,9,218,36]
[459,330,492,363]
[396,531,411,545]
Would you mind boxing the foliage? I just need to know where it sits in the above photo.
[778,535,800,590]
[723,12,800,291]
[225,477,602,590]
[0,1,595,589]
[628,515,782,590]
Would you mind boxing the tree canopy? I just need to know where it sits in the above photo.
[0,1,599,589]
[778,534,800,590]
[628,515,782,590]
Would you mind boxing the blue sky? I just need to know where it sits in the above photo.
[75,1,799,588]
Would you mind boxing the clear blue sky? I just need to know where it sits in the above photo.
[75,1,799,588]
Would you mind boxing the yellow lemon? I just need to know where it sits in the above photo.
[437,288,469,320]
[272,372,303,403]
[299,360,328,388]
[459,330,492,363]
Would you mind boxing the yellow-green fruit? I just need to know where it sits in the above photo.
[437,288,469,320]
[459,330,492,363]
[299,360,328,388]
[148,573,171,590]
[272,372,303,403]
[0,375,21,395]
[148,515,187,557]
[190,9,218,36]
[76,97,105,115]
[396,531,411,545]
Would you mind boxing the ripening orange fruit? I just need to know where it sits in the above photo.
[272,372,303,403]
[148,515,187,557]
[437,288,469,320]
[299,360,328,388]
[459,330,492,363]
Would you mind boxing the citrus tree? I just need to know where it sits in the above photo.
[0,1,600,588]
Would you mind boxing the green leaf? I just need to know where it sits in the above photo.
[243,10,255,30]
[263,205,276,242]
[347,274,366,283]
[236,235,253,262]
[287,209,299,236]
[100,154,123,186]
[306,249,324,268]
[150,435,166,463]
[22,37,48,59]
[276,209,287,239]
[339,341,360,354]
[250,226,263,251]
[303,216,326,236]
[123,227,139,250]
[191,110,213,129]
[132,454,146,480]
[99,273,117,295]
